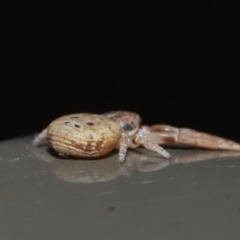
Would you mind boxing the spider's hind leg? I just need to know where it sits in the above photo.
[33,128,48,147]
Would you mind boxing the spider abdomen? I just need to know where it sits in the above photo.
[47,114,122,157]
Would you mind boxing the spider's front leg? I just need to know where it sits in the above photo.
[145,124,240,151]
[118,131,130,164]
[131,128,172,159]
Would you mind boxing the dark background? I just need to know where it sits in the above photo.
[2,2,240,143]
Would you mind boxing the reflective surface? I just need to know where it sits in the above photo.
[1,136,240,240]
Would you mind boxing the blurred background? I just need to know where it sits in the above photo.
[1,2,240,142]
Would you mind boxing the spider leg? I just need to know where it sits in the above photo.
[33,128,48,147]
[134,134,171,159]
[146,124,240,151]
[118,131,130,164]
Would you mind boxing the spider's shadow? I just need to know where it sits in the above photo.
[38,142,213,162]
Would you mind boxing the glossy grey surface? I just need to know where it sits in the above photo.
[1,136,240,240]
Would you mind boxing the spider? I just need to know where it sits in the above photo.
[33,111,240,163]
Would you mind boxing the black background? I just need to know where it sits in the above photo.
[2,2,240,143]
